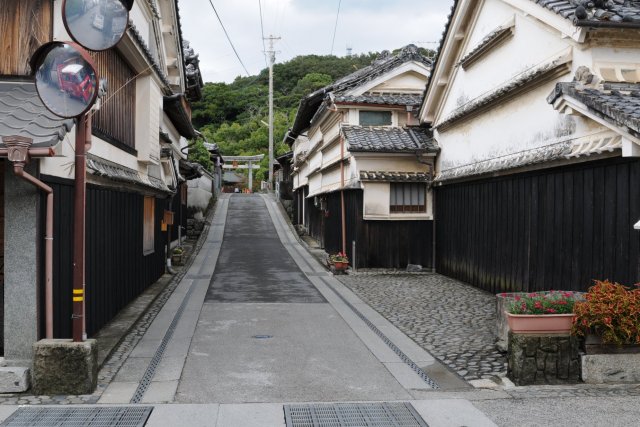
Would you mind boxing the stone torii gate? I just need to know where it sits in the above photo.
[222,154,264,190]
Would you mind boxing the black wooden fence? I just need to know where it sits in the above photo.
[306,190,433,269]
[40,176,166,338]
[435,157,640,294]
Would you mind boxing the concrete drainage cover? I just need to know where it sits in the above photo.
[0,406,153,427]
[284,402,428,427]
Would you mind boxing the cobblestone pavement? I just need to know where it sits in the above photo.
[0,209,215,405]
[337,272,507,381]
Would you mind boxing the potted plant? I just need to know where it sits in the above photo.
[328,252,349,271]
[171,246,184,265]
[506,291,577,334]
[573,280,640,354]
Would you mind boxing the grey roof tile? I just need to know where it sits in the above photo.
[334,94,423,107]
[87,154,171,193]
[342,125,438,153]
[360,170,431,182]
[549,81,640,135]
[531,0,640,27]
[291,45,432,136]
[0,81,74,147]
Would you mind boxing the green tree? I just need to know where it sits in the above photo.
[187,139,212,170]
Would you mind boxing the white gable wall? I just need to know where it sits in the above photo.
[426,0,640,176]
[439,0,574,121]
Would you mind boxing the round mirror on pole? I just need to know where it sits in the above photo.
[32,42,99,118]
[62,0,129,51]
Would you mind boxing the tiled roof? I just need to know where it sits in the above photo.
[290,45,432,136]
[531,0,640,26]
[342,125,438,153]
[0,81,74,147]
[334,94,423,107]
[549,81,640,136]
[87,154,171,193]
[360,170,431,182]
[437,141,573,182]
[457,23,514,69]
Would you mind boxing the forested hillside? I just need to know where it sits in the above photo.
[189,49,432,185]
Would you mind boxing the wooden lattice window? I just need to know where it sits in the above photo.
[390,183,426,213]
[143,196,155,255]
[91,50,136,151]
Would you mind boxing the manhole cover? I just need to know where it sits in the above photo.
[1,406,153,427]
[284,402,428,427]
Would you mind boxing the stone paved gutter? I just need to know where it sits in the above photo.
[337,272,507,381]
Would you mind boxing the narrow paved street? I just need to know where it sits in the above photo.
[2,195,639,426]
[94,193,490,425]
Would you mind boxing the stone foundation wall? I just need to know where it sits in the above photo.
[508,332,581,385]
[186,218,205,240]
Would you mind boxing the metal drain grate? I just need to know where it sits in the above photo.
[284,402,428,427]
[321,278,439,389]
[130,276,199,403]
[0,406,153,427]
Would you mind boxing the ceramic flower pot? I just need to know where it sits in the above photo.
[506,312,576,334]
[333,261,348,270]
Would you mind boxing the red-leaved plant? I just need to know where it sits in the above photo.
[572,280,640,345]
[507,291,577,315]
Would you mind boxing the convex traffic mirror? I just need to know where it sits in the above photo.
[63,0,129,51]
[32,42,99,118]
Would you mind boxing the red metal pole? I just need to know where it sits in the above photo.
[72,114,87,342]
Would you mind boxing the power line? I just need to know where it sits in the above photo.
[207,0,250,77]
[330,0,342,55]
[258,0,268,69]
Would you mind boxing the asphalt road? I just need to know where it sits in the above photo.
[175,194,413,403]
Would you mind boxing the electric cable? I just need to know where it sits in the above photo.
[330,0,342,55]
[258,0,268,69]
[206,0,251,76]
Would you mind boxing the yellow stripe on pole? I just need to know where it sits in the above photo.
[73,297,84,302]
[73,289,84,295]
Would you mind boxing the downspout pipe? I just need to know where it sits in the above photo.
[2,136,54,339]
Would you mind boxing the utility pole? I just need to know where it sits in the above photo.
[265,35,280,190]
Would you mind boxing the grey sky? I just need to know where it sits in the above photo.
[179,0,454,83]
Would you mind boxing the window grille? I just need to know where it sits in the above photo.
[390,183,426,213]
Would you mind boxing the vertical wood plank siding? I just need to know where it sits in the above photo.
[0,0,52,76]
[435,157,640,293]
[90,50,136,150]
[40,177,165,338]
[304,190,433,269]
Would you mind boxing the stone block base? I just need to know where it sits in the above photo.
[0,367,30,392]
[32,339,97,395]
[582,354,640,384]
[508,332,580,386]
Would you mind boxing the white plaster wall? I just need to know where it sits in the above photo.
[369,71,428,93]
[435,79,609,171]
[356,156,431,174]
[440,0,573,120]
[363,182,390,217]
[431,1,640,173]
[135,75,161,165]
[322,141,342,167]
[130,2,151,46]
[188,175,213,211]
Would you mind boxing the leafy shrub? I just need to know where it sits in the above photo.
[572,280,640,345]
